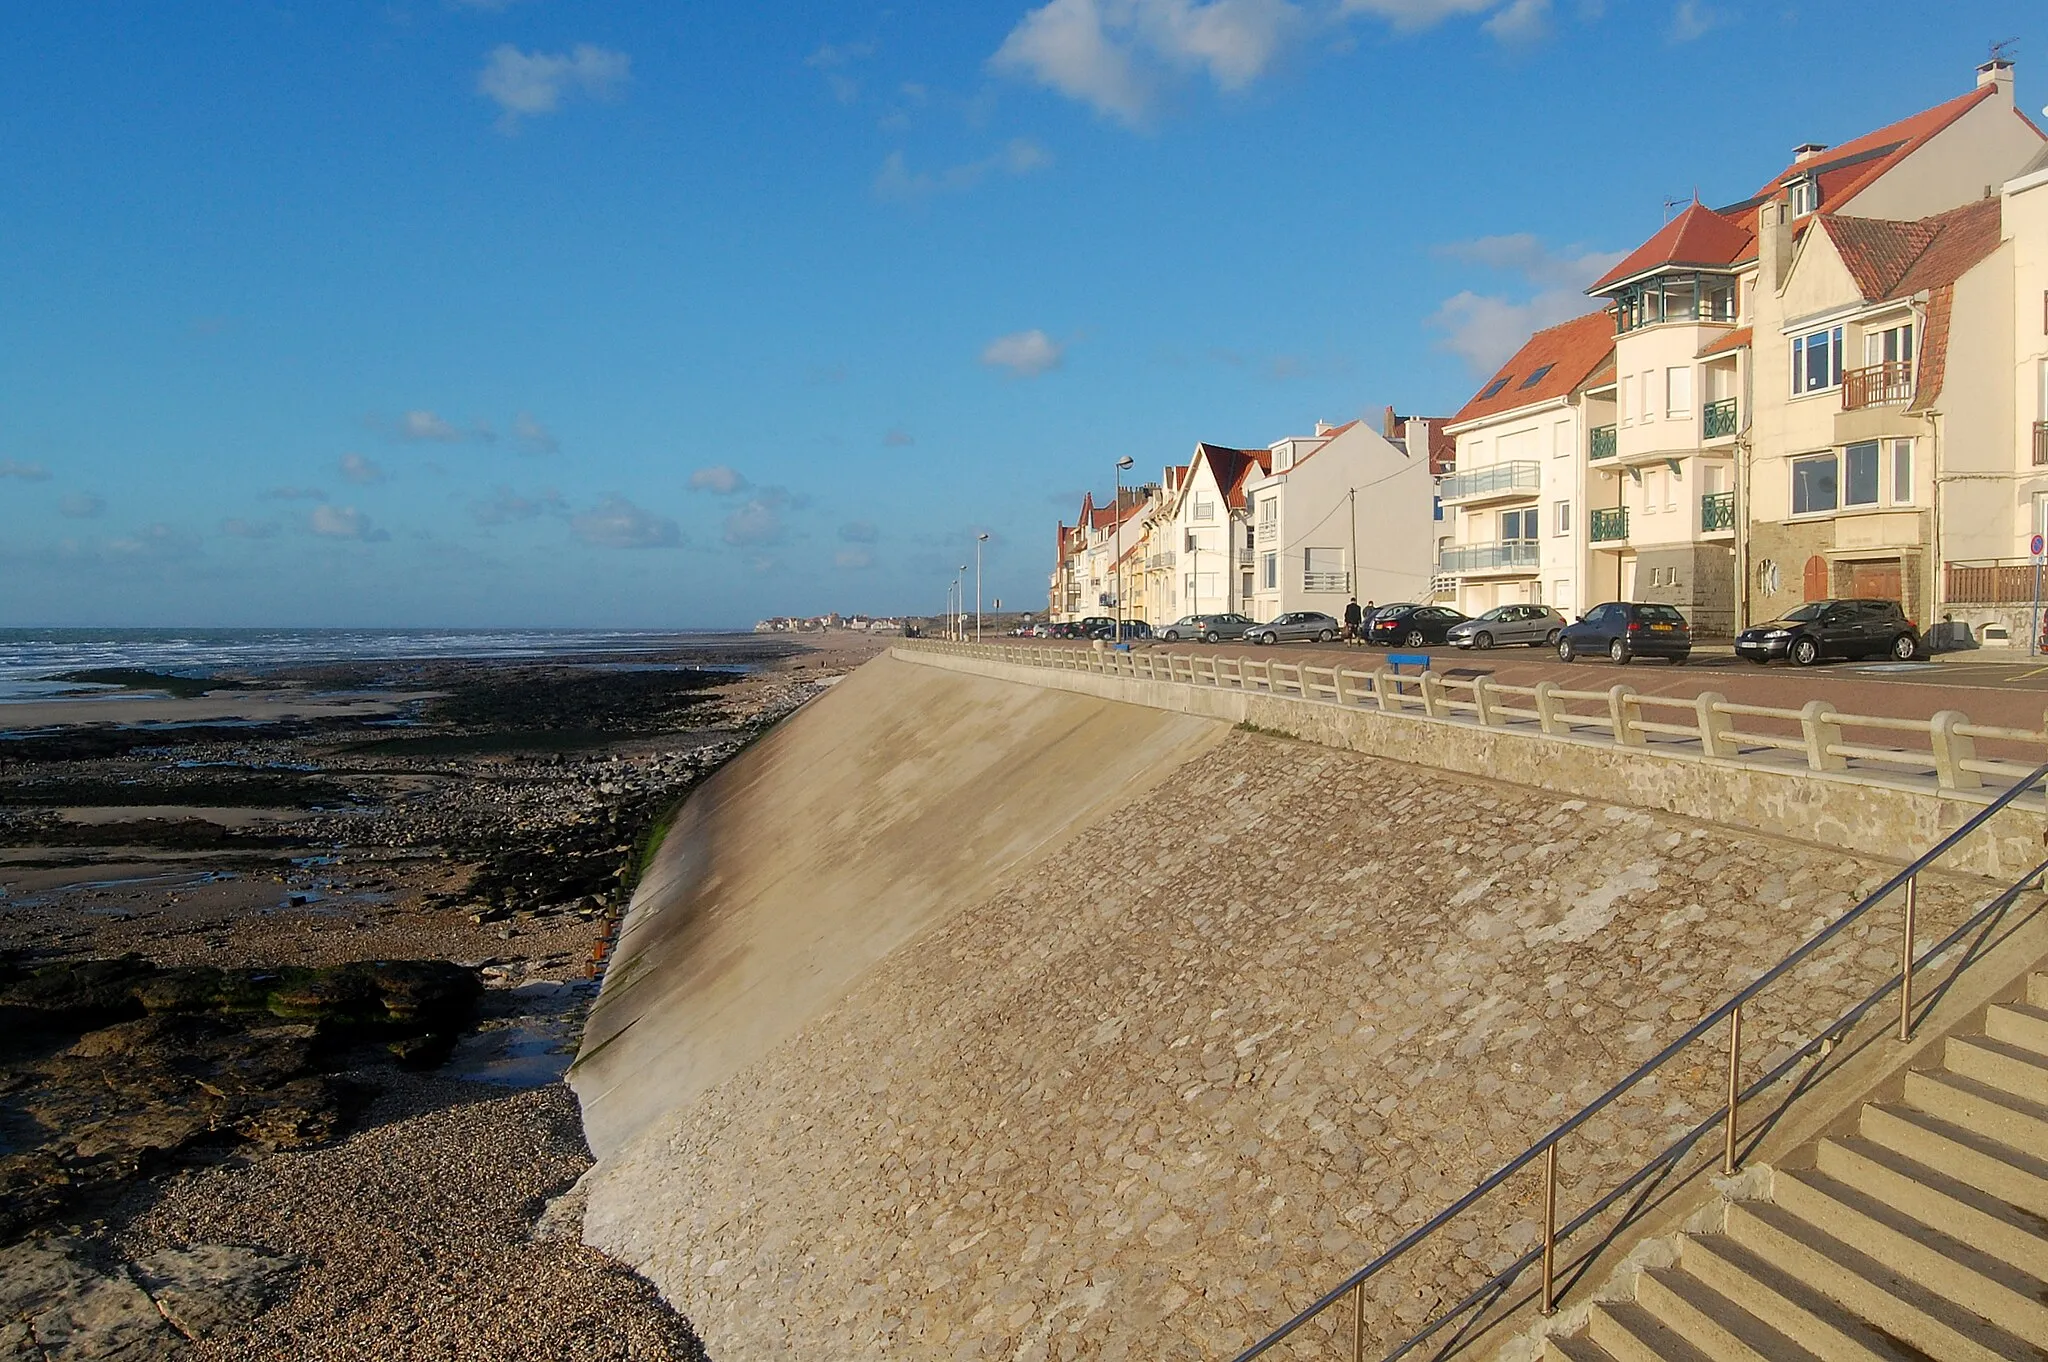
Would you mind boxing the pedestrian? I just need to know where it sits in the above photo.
[1359,600,1375,644]
[1343,597,1362,642]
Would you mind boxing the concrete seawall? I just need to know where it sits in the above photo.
[573,652,1227,1160]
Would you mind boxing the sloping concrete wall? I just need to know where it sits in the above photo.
[571,652,1228,1160]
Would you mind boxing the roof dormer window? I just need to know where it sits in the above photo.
[1787,175,1820,217]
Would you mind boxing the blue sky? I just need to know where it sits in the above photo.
[1,1,2040,627]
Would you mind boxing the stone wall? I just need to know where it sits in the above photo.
[581,716,2005,1361]
[1631,543,1736,637]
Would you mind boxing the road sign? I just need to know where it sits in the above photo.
[2033,534,2043,556]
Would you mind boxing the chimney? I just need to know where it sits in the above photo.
[1791,142,1828,163]
[1382,404,1398,438]
[1977,58,2015,101]
[1314,420,1334,436]
[1757,199,1793,295]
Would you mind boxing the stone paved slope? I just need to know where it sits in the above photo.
[582,720,1991,1361]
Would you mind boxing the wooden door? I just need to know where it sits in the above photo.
[1803,555,1829,601]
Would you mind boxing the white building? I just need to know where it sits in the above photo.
[1242,419,1436,620]
[1142,442,1270,626]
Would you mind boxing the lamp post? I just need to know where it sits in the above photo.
[1114,456,1134,644]
[957,565,968,641]
[975,533,989,641]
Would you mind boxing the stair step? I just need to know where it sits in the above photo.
[1768,1170,2048,1347]
[1901,1069,2048,1150]
[1984,999,2048,1058]
[1679,1233,1928,1362]
[1814,1137,2048,1273]
[2027,971,2048,1008]
[1725,1199,2039,1362]
[1634,1266,1822,1362]
[1944,1034,2048,1102]
[1587,1300,1716,1362]
[1860,1101,2048,1219]
[1543,1332,1618,1362]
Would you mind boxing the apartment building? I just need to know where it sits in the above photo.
[1143,442,1271,625]
[1241,419,1436,620]
[1440,312,1615,620]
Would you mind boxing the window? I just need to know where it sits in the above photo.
[1519,364,1555,390]
[1502,508,1536,540]
[1260,552,1277,590]
[1619,377,1632,425]
[1193,496,1216,521]
[1555,500,1572,536]
[1792,326,1845,395]
[1891,438,1913,505]
[1788,177,1820,216]
[1865,323,1914,366]
[1792,453,1838,515]
[1478,376,1511,400]
[1666,366,1693,417]
[1844,442,1879,507]
[1258,497,1276,526]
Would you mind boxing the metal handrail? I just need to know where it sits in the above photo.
[1232,757,2048,1362]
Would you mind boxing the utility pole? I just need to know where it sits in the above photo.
[975,533,989,641]
[1114,456,1134,644]
[1349,486,1359,601]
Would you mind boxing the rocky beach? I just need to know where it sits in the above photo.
[0,630,886,1359]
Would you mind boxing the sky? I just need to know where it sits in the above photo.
[1,2,2041,628]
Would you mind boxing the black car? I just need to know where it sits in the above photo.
[1735,599,1919,665]
[1556,602,1691,664]
[1368,605,1469,647]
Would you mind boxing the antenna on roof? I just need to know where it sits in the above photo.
[1662,195,1688,222]
[1989,37,2018,63]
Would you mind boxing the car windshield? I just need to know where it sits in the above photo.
[1783,603,1828,621]
[1478,607,1512,621]
[1637,604,1687,624]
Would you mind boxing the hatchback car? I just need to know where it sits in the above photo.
[1158,613,1255,642]
[1734,599,1920,665]
[1556,602,1691,664]
[1250,611,1342,645]
[1081,617,1151,641]
[1368,605,1470,647]
[1448,604,1568,650]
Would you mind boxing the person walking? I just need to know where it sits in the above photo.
[1343,597,1362,642]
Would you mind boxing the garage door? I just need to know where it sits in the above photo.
[1843,559,1902,601]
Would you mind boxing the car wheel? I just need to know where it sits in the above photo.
[1608,638,1630,665]
[1162,630,1178,641]
[1891,633,1918,661]
[1471,631,1492,650]
[1557,638,1576,663]
[1544,629,1561,647]
[1404,629,1425,647]
[1790,637,1820,666]
[1202,632,1218,644]
[1260,631,1277,645]
[1317,629,1335,643]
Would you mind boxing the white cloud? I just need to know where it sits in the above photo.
[398,409,466,442]
[991,0,1304,125]
[514,412,560,455]
[834,547,875,570]
[1433,234,1622,289]
[1427,233,1623,373]
[571,495,682,548]
[107,523,200,559]
[874,138,1053,201]
[0,460,51,481]
[840,520,880,543]
[340,452,385,485]
[1668,0,1719,42]
[262,485,329,502]
[882,428,916,447]
[471,485,565,525]
[309,504,389,542]
[723,497,788,546]
[220,517,278,539]
[1339,0,1497,28]
[58,492,105,519]
[1482,0,1550,41]
[478,44,631,132]
[688,464,749,495]
[981,328,1065,376]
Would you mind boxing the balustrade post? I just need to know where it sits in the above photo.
[1695,691,1733,758]
[1375,670,1398,712]
[1419,672,1446,718]
[1609,685,1643,746]
[1799,700,1847,772]
[1534,681,1563,736]
[1473,676,1495,727]
[1333,668,1353,707]
[1928,710,1979,789]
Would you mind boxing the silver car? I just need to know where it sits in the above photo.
[1447,604,1567,650]
[1249,611,1342,645]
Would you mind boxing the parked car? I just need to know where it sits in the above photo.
[1368,605,1469,647]
[1047,621,1086,639]
[1158,613,1254,642]
[1556,602,1691,664]
[1734,599,1920,665]
[1447,604,1568,650]
[1250,611,1342,645]
[1082,618,1152,640]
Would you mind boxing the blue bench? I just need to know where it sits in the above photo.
[1385,652,1431,675]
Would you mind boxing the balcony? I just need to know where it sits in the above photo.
[1302,571,1351,593]
[1842,361,1914,410]
[1256,522,1278,544]
[1147,550,1175,570]
[1234,545,1255,567]
[1438,460,1541,507]
[1701,490,1734,534]
[1438,540,1539,575]
[1590,507,1629,543]
[1703,397,1738,440]
[1590,425,1617,461]
[2034,421,2048,468]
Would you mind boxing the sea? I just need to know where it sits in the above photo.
[0,628,753,703]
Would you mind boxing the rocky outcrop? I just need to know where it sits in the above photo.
[0,1238,295,1359]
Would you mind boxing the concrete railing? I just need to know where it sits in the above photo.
[899,639,2048,797]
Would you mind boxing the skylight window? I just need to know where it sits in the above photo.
[1518,364,1555,390]
[1478,376,1512,400]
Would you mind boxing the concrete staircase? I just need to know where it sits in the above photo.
[1544,969,2048,1362]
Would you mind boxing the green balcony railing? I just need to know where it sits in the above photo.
[1701,490,1735,532]
[1590,425,1617,460]
[1590,507,1629,543]
[1703,397,1738,440]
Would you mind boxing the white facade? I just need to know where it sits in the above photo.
[1243,421,1436,620]
[1143,446,1264,626]
[1442,394,1597,620]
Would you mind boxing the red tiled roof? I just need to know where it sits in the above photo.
[1449,311,1616,427]
[1589,203,1758,292]
[1739,86,2014,218]
[1697,326,1752,359]
[1823,198,2002,302]
[1190,442,1271,512]
[1909,284,1954,414]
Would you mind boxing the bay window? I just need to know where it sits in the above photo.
[1791,453,1838,515]
[1844,441,1880,507]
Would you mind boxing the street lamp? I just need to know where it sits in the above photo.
[957,565,968,641]
[975,533,990,641]
[1114,456,1134,644]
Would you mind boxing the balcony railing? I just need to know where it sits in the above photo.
[1944,559,2042,605]
[2034,421,2047,468]
[1590,507,1629,542]
[1147,550,1175,570]
[1234,545,1255,567]
[1438,540,1538,574]
[1256,522,1278,544]
[1590,425,1617,461]
[1701,490,1734,533]
[1438,460,1541,502]
[1702,397,1738,440]
[1301,571,1351,593]
[1841,361,1914,410]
